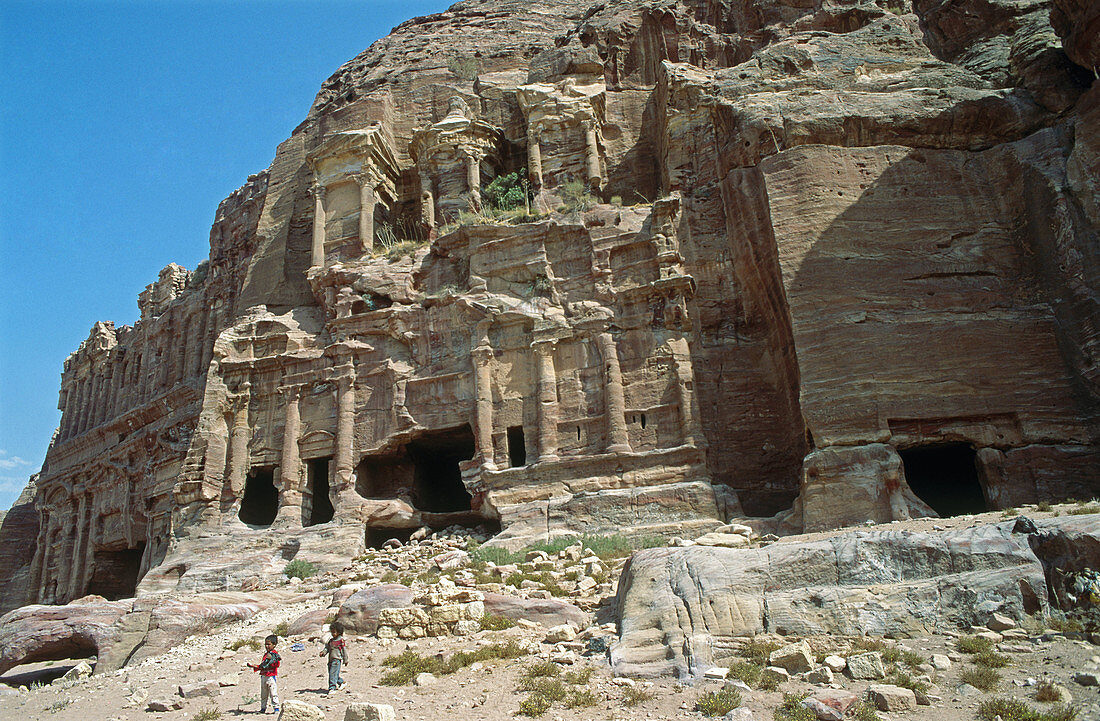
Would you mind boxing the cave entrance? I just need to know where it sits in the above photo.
[304,457,334,526]
[507,426,526,467]
[900,443,986,516]
[365,526,416,549]
[239,466,278,526]
[407,425,475,512]
[85,543,146,600]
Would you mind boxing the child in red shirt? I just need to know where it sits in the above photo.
[247,634,281,713]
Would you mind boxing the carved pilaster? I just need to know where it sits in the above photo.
[597,332,632,454]
[471,321,495,469]
[226,383,251,501]
[465,151,481,209]
[526,131,543,189]
[533,340,560,463]
[310,183,327,268]
[332,370,357,511]
[583,120,601,190]
[351,173,377,253]
[275,386,303,527]
[419,170,436,229]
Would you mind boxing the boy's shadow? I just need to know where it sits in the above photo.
[296,688,331,696]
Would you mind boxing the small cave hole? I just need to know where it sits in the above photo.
[366,526,416,549]
[507,426,526,467]
[304,457,334,526]
[900,443,986,516]
[239,466,278,526]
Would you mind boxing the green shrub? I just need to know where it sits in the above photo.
[1035,681,1065,703]
[1037,501,1053,512]
[957,635,995,654]
[193,708,221,721]
[1068,503,1100,515]
[227,637,261,651]
[977,697,1078,721]
[696,688,742,716]
[283,559,318,580]
[727,660,764,687]
[564,688,598,708]
[522,660,561,679]
[563,667,595,685]
[622,686,655,706]
[960,665,1001,691]
[851,701,882,721]
[272,621,289,637]
[740,638,782,665]
[483,170,530,212]
[560,180,594,213]
[885,668,929,693]
[468,540,522,566]
[974,650,1011,668]
[517,693,553,717]
[479,614,516,631]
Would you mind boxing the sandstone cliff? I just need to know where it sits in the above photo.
[4,0,1096,611]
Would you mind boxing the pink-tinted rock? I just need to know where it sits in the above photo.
[287,608,331,637]
[481,592,589,628]
[337,584,414,635]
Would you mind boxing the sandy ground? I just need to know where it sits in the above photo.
[2,504,1099,721]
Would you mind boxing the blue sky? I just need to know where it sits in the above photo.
[0,0,452,511]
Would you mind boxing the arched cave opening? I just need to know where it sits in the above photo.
[365,526,416,549]
[85,543,146,601]
[0,634,99,688]
[408,425,475,512]
[304,457,334,526]
[239,466,278,526]
[899,443,987,516]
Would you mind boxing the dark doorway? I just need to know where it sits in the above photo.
[900,443,986,516]
[507,426,526,467]
[239,466,278,526]
[305,457,334,526]
[366,526,416,548]
[86,543,146,600]
[407,425,475,512]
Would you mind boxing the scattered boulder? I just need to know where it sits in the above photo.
[337,584,414,635]
[544,624,577,643]
[867,684,917,712]
[769,640,814,673]
[482,592,588,628]
[178,680,220,698]
[345,702,396,721]
[278,699,325,720]
[146,698,182,712]
[60,659,93,682]
[846,652,886,680]
[800,697,843,721]
[287,608,330,637]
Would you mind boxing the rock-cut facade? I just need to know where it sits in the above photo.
[2,0,1097,611]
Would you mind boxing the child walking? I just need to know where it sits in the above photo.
[247,634,281,714]
[320,620,349,692]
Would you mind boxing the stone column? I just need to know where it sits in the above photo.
[203,404,230,493]
[332,371,357,510]
[56,498,78,601]
[419,170,436,229]
[584,121,601,190]
[29,512,49,602]
[226,384,251,500]
[354,174,377,253]
[472,323,496,470]
[533,340,560,463]
[311,183,327,269]
[597,332,632,454]
[465,152,481,209]
[200,308,216,373]
[107,356,124,422]
[526,130,543,190]
[669,337,702,447]
[59,387,75,440]
[75,378,91,436]
[92,368,110,427]
[72,492,94,596]
[196,309,210,375]
[275,386,303,527]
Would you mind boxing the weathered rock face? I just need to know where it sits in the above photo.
[0,478,39,614]
[611,516,1099,678]
[12,0,1098,608]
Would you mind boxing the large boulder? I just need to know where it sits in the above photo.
[611,517,1098,678]
[337,584,414,635]
[482,592,589,628]
[0,597,130,676]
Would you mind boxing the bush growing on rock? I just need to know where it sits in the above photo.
[283,559,318,580]
[695,688,742,716]
[773,693,816,721]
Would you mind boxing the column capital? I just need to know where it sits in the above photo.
[309,182,327,200]
[279,385,302,401]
